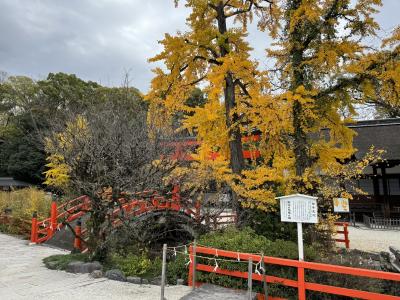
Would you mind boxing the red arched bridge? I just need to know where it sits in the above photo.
[30,187,349,251]
[30,187,236,250]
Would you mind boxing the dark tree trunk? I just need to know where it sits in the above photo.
[292,100,308,177]
[216,2,245,222]
[288,0,310,178]
[224,73,245,174]
[88,197,109,262]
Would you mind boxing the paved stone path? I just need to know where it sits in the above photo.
[181,284,256,300]
[340,224,400,253]
[0,233,191,300]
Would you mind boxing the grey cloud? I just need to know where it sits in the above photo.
[0,0,398,92]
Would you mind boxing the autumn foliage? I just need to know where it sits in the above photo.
[147,0,395,210]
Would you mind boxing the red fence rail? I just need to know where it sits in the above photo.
[188,245,400,300]
[334,221,350,249]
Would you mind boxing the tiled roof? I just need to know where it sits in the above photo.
[348,119,400,160]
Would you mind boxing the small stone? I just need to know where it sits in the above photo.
[127,276,142,284]
[105,269,126,282]
[176,279,184,285]
[66,261,102,273]
[149,276,162,285]
[84,261,102,273]
[66,261,85,273]
[141,278,149,284]
[389,246,400,261]
[90,270,103,278]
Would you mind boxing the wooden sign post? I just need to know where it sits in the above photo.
[277,194,318,261]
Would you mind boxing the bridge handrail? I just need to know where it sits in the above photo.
[30,189,194,246]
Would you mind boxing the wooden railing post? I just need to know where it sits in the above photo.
[344,223,350,249]
[30,211,38,243]
[172,185,180,203]
[298,262,306,300]
[161,243,167,300]
[49,200,57,237]
[73,219,82,252]
[188,244,194,287]
[192,240,197,290]
[248,258,253,300]
[261,254,268,300]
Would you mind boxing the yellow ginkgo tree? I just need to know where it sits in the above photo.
[43,115,88,190]
[352,26,400,118]
[147,0,288,212]
[147,0,390,212]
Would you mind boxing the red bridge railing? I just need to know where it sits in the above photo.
[30,195,91,244]
[30,188,201,248]
[188,245,400,300]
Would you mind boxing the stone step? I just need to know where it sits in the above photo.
[180,284,257,300]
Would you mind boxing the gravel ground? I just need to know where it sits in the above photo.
[0,233,191,300]
[337,224,400,253]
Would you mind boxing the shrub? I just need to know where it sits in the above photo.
[242,208,335,251]
[0,188,51,220]
[242,208,298,242]
[0,188,52,236]
[108,252,163,279]
[197,226,318,259]
[189,226,319,298]
[167,253,188,284]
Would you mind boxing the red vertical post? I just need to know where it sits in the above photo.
[30,211,38,243]
[125,203,132,214]
[84,196,90,210]
[73,219,82,251]
[172,185,180,201]
[297,262,306,300]
[344,223,350,249]
[140,201,146,213]
[49,200,57,237]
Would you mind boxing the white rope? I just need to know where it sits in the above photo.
[213,258,219,272]
[168,249,250,264]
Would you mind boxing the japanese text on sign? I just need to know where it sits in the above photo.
[280,196,318,223]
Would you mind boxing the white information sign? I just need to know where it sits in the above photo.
[333,198,349,213]
[279,194,318,224]
[277,194,318,261]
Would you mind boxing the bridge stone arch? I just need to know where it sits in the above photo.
[110,209,206,250]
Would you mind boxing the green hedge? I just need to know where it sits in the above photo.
[110,253,162,278]
[186,227,318,298]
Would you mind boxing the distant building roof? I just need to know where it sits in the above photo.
[347,118,400,160]
[0,177,31,188]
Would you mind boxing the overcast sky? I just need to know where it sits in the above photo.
[0,0,399,92]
